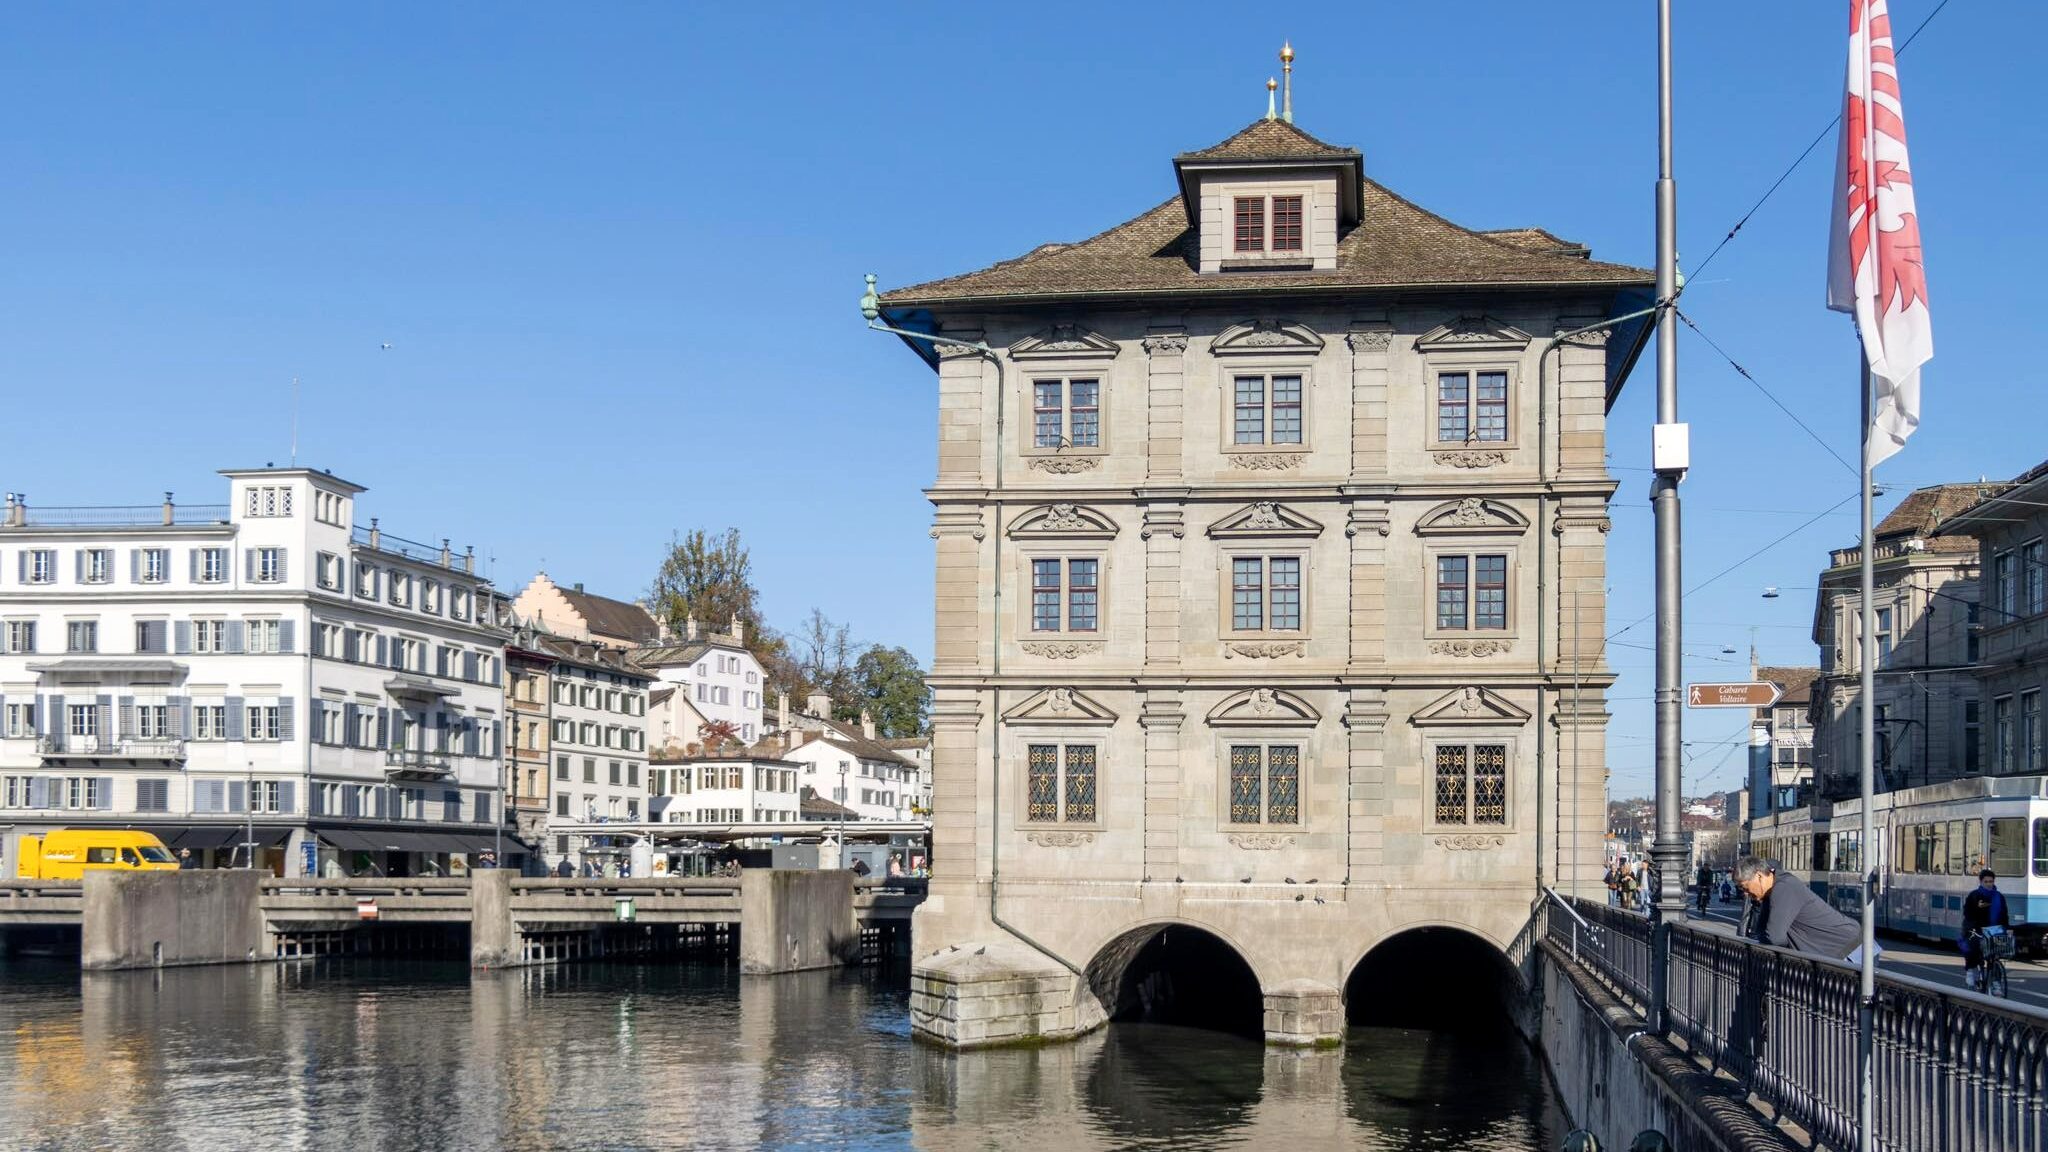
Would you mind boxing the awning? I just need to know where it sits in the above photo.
[172,826,291,850]
[383,675,457,699]
[313,827,509,855]
[25,658,187,679]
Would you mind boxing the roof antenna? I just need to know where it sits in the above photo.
[289,376,300,466]
[1280,41,1294,124]
[1265,77,1277,122]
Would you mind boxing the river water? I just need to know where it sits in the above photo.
[0,958,1563,1151]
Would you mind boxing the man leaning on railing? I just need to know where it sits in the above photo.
[1733,855,1872,965]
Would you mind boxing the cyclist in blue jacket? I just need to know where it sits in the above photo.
[1960,869,2011,991]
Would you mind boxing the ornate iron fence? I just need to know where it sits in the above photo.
[1554,895,2048,1152]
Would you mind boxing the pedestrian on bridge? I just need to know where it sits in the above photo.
[1734,856,1870,964]
[1959,870,2012,992]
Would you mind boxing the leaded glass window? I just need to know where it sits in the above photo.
[1026,742,1098,824]
[1231,556,1304,633]
[1228,744,1302,825]
[1233,375,1304,445]
[1027,744,1059,822]
[1031,378,1101,449]
[1436,553,1509,631]
[1436,743,1509,825]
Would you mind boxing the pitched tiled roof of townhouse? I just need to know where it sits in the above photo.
[790,719,915,768]
[878,120,1648,308]
[1756,666,1821,705]
[1872,482,2004,554]
[555,585,660,644]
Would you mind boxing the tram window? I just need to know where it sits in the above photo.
[1894,828,1913,874]
[1989,819,2026,878]
[1965,821,1982,873]
[1950,820,1971,874]
[1930,823,1948,875]
[2035,819,2048,878]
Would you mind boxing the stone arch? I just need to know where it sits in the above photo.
[1343,923,1526,1034]
[1081,918,1268,1038]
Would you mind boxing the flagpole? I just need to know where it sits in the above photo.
[1856,11,1881,1152]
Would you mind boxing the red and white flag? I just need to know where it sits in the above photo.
[1827,0,1931,466]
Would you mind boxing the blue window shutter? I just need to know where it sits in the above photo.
[344,788,359,818]
[228,780,246,813]
[16,553,24,583]
[278,698,295,741]
[375,636,387,666]
[276,551,287,583]
[225,696,244,741]
[118,696,134,738]
[170,697,188,737]
[279,781,296,814]
[74,551,84,582]
[28,777,46,808]
[374,788,387,818]
[129,550,140,582]
[308,783,322,816]
[49,695,64,737]
[188,550,198,582]
[463,652,478,681]
[174,620,192,654]
[226,620,244,654]
[244,549,255,582]
[475,791,490,825]
[97,777,113,810]
[444,790,460,822]
[491,721,502,759]
[343,703,358,745]
[278,620,295,654]
[97,695,112,742]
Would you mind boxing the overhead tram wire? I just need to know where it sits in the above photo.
[1609,490,1861,642]
[1676,308,1859,477]
[1686,0,1955,282]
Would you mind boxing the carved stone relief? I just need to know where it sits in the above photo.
[1228,833,1296,851]
[1030,456,1100,474]
[1027,831,1097,847]
[1430,640,1512,658]
[1434,834,1506,851]
[1142,334,1188,355]
[1020,641,1104,659]
[1224,641,1306,660]
[1226,453,1303,471]
[1432,450,1510,469]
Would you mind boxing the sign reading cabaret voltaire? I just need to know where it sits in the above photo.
[1685,682,1784,709]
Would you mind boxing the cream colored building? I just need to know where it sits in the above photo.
[872,115,1650,1047]
[1936,459,2048,777]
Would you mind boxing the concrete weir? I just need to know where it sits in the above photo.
[82,870,269,969]
[739,868,857,974]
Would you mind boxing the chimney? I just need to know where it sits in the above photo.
[730,614,744,644]
[368,517,381,549]
[573,582,584,593]
[463,545,475,575]
[686,615,698,642]
[440,538,453,568]
[162,491,175,526]
[807,692,831,720]
[778,692,791,732]
[860,709,876,740]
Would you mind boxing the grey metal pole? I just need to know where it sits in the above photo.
[1857,360,1878,1152]
[1648,0,1688,1029]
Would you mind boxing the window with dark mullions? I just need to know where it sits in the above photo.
[1026,743,1097,824]
[1437,372,1508,442]
[1270,196,1303,252]
[1231,557,1301,632]
[1436,554,1508,630]
[1030,559,1099,633]
[1032,378,1100,449]
[1233,196,1265,252]
[1233,375,1303,445]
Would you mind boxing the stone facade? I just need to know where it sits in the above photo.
[877,117,1648,1046]
[1936,459,2048,776]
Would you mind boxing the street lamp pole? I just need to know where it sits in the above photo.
[244,761,256,871]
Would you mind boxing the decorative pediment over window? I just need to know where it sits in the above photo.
[1003,687,1118,727]
[1212,320,1324,356]
[1411,686,1532,728]
[1414,316,1533,352]
[1008,324,1120,361]
[1208,500,1324,540]
[1006,503,1119,540]
[1207,688,1321,729]
[1414,498,1529,537]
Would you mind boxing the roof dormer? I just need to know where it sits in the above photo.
[1173,119,1363,274]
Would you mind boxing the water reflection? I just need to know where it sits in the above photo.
[0,959,1560,1150]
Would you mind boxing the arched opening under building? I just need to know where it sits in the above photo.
[1084,922,1264,1038]
[1344,926,1522,1034]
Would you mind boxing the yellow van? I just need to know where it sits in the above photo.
[15,829,178,880]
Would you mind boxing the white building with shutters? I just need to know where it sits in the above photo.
[0,470,512,878]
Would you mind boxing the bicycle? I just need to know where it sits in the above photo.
[1969,928,2015,998]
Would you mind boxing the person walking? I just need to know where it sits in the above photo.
[1959,869,2012,991]
[1696,862,1713,917]
[1734,856,1870,964]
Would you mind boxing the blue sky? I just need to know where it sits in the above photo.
[2,2,2035,799]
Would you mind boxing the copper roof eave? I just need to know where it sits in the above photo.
[878,272,1656,313]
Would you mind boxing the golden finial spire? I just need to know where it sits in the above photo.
[1279,41,1294,124]
[1265,77,1277,122]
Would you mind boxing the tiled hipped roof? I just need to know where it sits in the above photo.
[879,120,1649,307]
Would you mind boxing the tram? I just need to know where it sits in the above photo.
[1751,775,2048,956]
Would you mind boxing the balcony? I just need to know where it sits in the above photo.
[384,747,454,782]
[1,498,232,529]
[36,734,188,760]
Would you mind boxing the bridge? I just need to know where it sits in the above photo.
[0,872,925,972]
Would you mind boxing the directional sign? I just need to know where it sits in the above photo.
[1686,682,1783,709]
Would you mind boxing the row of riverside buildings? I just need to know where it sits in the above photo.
[0,472,929,878]
[1745,460,2048,824]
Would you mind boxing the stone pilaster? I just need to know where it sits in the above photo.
[927,691,986,889]
[1263,979,1345,1046]
[1143,332,1187,483]
[930,508,987,674]
[1552,693,1611,899]
[1552,325,1610,481]
[1138,695,1184,879]
[1344,691,1390,877]
[1141,503,1186,672]
[935,340,988,487]
[1551,504,1612,677]
[1346,326,1393,480]
[1345,504,1391,670]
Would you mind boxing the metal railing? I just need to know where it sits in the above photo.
[37,735,187,759]
[1546,895,2048,1152]
[3,503,232,528]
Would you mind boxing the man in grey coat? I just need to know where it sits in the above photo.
[1734,855,1872,964]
